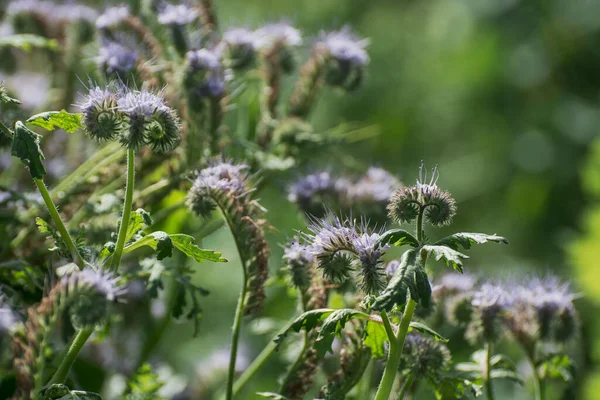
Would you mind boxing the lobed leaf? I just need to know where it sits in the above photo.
[409,321,448,342]
[26,110,82,133]
[124,231,173,260]
[11,121,46,179]
[126,208,153,243]
[170,234,227,262]
[274,309,335,351]
[434,232,508,251]
[314,308,370,356]
[376,228,419,248]
[421,245,468,273]
[364,320,388,358]
[372,249,431,311]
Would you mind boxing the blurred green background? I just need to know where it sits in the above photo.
[3,0,600,398]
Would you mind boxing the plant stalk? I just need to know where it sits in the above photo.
[226,272,247,400]
[397,374,414,399]
[374,299,417,400]
[34,178,84,268]
[526,351,544,400]
[110,148,135,272]
[484,341,495,400]
[47,327,93,385]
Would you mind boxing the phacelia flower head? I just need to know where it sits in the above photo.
[255,22,302,73]
[282,239,315,291]
[399,334,452,383]
[222,27,257,70]
[157,2,200,26]
[320,28,369,91]
[352,231,388,294]
[288,171,346,217]
[96,5,130,31]
[388,162,457,227]
[97,39,139,76]
[78,84,123,142]
[466,283,511,344]
[7,0,54,35]
[184,48,227,102]
[66,268,125,327]
[347,167,402,221]
[117,87,181,152]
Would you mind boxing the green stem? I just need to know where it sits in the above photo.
[232,335,277,396]
[47,327,93,385]
[226,272,247,400]
[357,358,374,399]
[526,351,543,400]
[397,375,414,399]
[110,148,135,272]
[484,342,495,400]
[34,178,84,268]
[374,299,417,400]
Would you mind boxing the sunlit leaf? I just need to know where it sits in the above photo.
[0,34,58,52]
[409,321,448,342]
[26,110,82,133]
[11,121,45,178]
[376,228,419,248]
[422,245,468,273]
[435,232,508,251]
[364,320,388,358]
[170,234,227,263]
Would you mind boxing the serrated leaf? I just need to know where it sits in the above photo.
[314,309,369,356]
[409,321,448,342]
[422,245,468,273]
[372,249,429,311]
[376,229,419,248]
[364,320,388,358]
[435,232,508,251]
[125,231,173,260]
[26,110,82,133]
[11,121,45,178]
[170,234,227,262]
[126,208,153,242]
[0,34,58,52]
[275,309,335,350]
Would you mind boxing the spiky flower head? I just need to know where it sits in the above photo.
[528,277,579,343]
[78,84,123,142]
[288,171,346,217]
[117,87,181,152]
[466,283,510,344]
[186,159,252,218]
[184,48,226,102]
[388,162,457,227]
[222,27,257,70]
[282,239,315,291]
[96,5,130,30]
[97,39,139,76]
[67,268,124,327]
[399,334,452,383]
[255,22,302,72]
[158,2,200,26]
[320,28,369,91]
[347,167,402,221]
[306,215,388,294]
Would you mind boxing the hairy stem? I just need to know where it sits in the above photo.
[34,178,84,268]
[357,357,374,399]
[110,148,135,272]
[227,272,247,400]
[526,351,543,400]
[484,341,495,400]
[374,299,417,400]
[47,327,93,385]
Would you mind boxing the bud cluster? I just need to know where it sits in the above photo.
[79,84,181,153]
[388,162,457,227]
[398,333,452,383]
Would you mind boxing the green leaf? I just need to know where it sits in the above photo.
[490,369,524,384]
[314,309,370,356]
[0,34,58,52]
[11,121,46,178]
[422,245,468,273]
[36,217,67,256]
[538,354,574,383]
[126,208,153,243]
[124,231,173,260]
[125,363,164,399]
[275,308,335,350]
[435,232,508,251]
[408,321,448,342]
[0,83,20,105]
[364,320,388,358]
[26,110,82,133]
[372,249,431,311]
[170,234,227,262]
[376,229,419,248]
[42,383,103,400]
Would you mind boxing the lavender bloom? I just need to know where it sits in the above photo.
[320,28,369,91]
[54,4,98,24]
[78,85,122,142]
[466,283,511,344]
[222,27,257,70]
[528,277,578,342]
[288,171,345,217]
[96,6,130,30]
[158,3,199,26]
[184,48,226,100]
[352,232,388,293]
[282,240,315,290]
[97,40,139,75]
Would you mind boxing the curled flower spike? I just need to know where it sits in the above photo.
[321,28,369,91]
[255,22,302,73]
[388,162,456,227]
[223,28,257,70]
[399,334,452,382]
[97,39,139,76]
[306,214,388,294]
[466,283,510,344]
[282,240,314,291]
[117,87,181,152]
[157,2,200,26]
[78,85,123,142]
[184,48,226,103]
